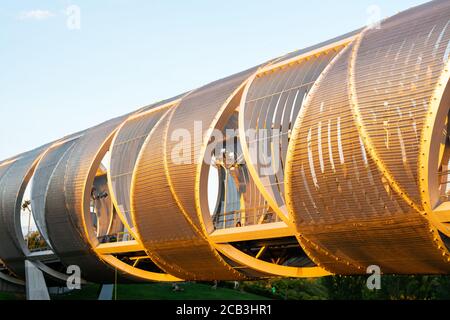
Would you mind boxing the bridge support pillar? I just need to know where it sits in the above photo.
[25,260,50,300]
[98,284,114,300]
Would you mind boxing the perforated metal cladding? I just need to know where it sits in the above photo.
[0,161,20,278]
[132,70,259,280]
[0,161,16,188]
[109,107,171,229]
[354,0,450,207]
[2,1,450,280]
[132,111,235,280]
[0,147,47,277]
[31,139,78,243]
[242,49,342,216]
[286,2,450,274]
[166,68,258,228]
[45,117,133,282]
[275,28,361,64]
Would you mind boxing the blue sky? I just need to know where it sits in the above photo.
[0,0,429,160]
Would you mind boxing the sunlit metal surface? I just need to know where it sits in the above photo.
[1,1,450,285]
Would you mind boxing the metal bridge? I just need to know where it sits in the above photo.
[1,0,450,299]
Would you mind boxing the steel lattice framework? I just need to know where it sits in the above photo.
[1,0,450,287]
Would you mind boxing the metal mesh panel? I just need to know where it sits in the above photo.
[109,107,171,229]
[31,139,78,243]
[354,0,450,206]
[2,0,450,280]
[275,28,362,64]
[166,68,258,226]
[45,116,133,282]
[243,49,342,216]
[132,69,258,280]
[286,1,450,274]
[0,147,48,277]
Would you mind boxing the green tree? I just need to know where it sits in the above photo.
[26,231,47,251]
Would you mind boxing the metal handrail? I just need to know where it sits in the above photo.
[213,205,279,230]
[98,231,134,244]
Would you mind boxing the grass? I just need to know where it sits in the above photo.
[52,282,270,300]
[0,291,25,300]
